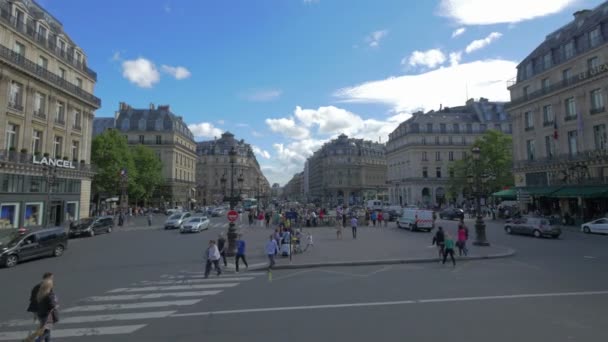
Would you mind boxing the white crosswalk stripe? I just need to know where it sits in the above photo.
[0,270,262,341]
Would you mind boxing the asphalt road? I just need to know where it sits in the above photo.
[0,216,607,341]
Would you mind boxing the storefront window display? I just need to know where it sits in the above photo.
[0,203,20,229]
[24,202,43,227]
[66,201,79,222]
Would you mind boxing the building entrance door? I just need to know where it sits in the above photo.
[49,201,63,227]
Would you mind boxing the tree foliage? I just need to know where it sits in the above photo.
[92,129,137,197]
[130,144,163,203]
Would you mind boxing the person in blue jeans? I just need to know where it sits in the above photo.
[235,234,248,272]
[350,216,358,239]
[265,235,279,270]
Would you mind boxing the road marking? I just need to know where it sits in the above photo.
[271,269,315,281]
[63,299,202,312]
[109,283,239,293]
[169,273,264,279]
[0,324,147,340]
[0,311,176,328]
[584,255,596,259]
[85,290,223,301]
[170,290,608,318]
[137,277,254,285]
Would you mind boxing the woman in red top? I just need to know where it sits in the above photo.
[377,211,384,227]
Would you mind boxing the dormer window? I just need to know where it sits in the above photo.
[37,24,47,41]
[120,119,130,130]
[590,27,602,47]
[15,8,25,28]
[138,118,146,130]
[564,41,575,59]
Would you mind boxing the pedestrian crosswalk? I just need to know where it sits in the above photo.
[0,270,262,341]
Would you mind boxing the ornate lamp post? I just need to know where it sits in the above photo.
[44,166,58,228]
[225,146,243,256]
[468,147,490,246]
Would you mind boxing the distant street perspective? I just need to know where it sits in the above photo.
[1,0,608,341]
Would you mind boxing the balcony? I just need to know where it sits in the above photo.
[0,6,97,81]
[590,106,606,115]
[7,101,23,112]
[543,121,554,127]
[0,44,101,108]
[33,110,46,120]
[513,149,608,170]
[564,115,577,122]
[73,123,82,131]
[54,117,65,126]
[525,126,535,131]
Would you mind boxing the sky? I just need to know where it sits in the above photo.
[40,0,605,185]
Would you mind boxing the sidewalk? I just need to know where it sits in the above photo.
[230,225,515,270]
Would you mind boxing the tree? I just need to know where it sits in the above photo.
[447,130,514,201]
[91,129,138,200]
[130,144,163,206]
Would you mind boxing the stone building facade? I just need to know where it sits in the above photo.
[283,172,304,202]
[196,132,270,206]
[0,0,100,228]
[507,5,608,220]
[387,99,511,208]
[93,102,197,209]
[307,134,387,207]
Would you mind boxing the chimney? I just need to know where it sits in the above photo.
[119,102,127,111]
[573,9,591,20]
[149,103,155,110]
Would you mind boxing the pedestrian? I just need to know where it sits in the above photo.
[235,234,248,272]
[27,272,53,318]
[350,215,358,239]
[147,213,152,226]
[265,234,279,270]
[305,232,314,251]
[371,211,377,226]
[377,211,384,227]
[442,232,456,267]
[336,214,343,240]
[204,240,222,278]
[311,210,317,227]
[258,211,265,227]
[432,226,446,260]
[457,223,469,256]
[265,212,271,228]
[217,233,227,267]
[248,211,254,226]
[27,273,58,342]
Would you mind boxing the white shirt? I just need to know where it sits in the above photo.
[207,245,220,260]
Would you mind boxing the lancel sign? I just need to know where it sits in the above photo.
[32,155,76,169]
[578,63,608,80]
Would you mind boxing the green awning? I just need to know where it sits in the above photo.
[492,189,516,198]
[552,186,608,198]
[519,186,562,196]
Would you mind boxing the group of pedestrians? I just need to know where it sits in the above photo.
[204,233,249,277]
[432,220,469,267]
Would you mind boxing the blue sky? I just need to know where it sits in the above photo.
[42,0,604,185]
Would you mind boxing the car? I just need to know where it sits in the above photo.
[165,212,192,229]
[438,208,465,220]
[581,218,608,234]
[0,227,68,268]
[211,208,225,217]
[397,209,434,231]
[69,216,114,238]
[504,216,561,238]
[180,217,210,233]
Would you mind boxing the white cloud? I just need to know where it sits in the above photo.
[252,146,271,159]
[122,58,160,88]
[161,65,192,80]
[236,123,250,127]
[243,89,282,102]
[365,30,389,48]
[251,130,264,137]
[111,51,122,62]
[334,59,517,113]
[404,49,446,69]
[217,119,225,125]
[188,122,223,139]
[449,51,462,66]
[438,0,576,25]
[265,117,309,139]
[465,32,502,53]
[451,27,466,38]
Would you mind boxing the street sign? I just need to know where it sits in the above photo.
[227,210,239,222]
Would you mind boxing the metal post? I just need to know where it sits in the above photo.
[472,148,490,246]
[45,166,57,228]
[226,147,238,257]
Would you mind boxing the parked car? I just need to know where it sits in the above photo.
[211,208,226,217]
[581,218,608,234]
[69,216,114,238]
[397,209,434,231]
[438,208,465,220]
[180,217,210,233]
[0,227,68,268]
[504,216,561,238]
[165,212,192,230]
[387,209,402,221]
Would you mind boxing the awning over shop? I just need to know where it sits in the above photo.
[551,186,608,198]
[491,189,516,199]
[519,186,562,197]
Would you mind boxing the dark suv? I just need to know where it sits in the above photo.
[438,208,465,220]
[69,216,114,238]
[0,227,68,268]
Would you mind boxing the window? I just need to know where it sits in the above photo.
[71,140,79,160]
[436,167,442,178]
[439,123,446,133]
[55,101,65,123]
[542,105,554,124]
[541,78,550,90]
[58,40,66,54]
[53,136,63,158]
[543,52,552,69]
[590,27,602,47]
[449,168,455,178]
[448,151,454,161]
[453,124,459,133]
[14,41,25,56]
[138,135,144,144]
[34,92,46,115]
[421,151,427,161]
[594,124,607,150]
[568,130,578,155]
[422,167,428,178]
[75,52,82,65]
[435,151,441,161]
[421,136,426,145]
[565,97,576,119]
[32,130,42,154]
[590,89,604,112]
[466,123,472,133]
[15,9,25,27]
[73,111,81,129]
[562,68,572,82]
[8,81,23,110]
[76,78,82,88]
[525,62,533,78]
[564,41,575,59]
[156,135,162,144]
[5,123,19,150]
[426,123,433,132]
[588,56,600,70]
[526,140,535,161]
[38,56,48,69]
[435,136,440,144]
[545,135,555,158]
[494,124,501,131]
[59,68,66,79]
[523,86,529,98]
[37,25,47,40]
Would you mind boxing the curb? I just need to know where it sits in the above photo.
[246,247,516,271]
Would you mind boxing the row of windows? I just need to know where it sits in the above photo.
[525,124,607,161]
[5,123,80,160]
[420,167,454,179]
[0,174,81,194]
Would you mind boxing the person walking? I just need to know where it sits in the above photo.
[265,234,279,270]
[147,213,152,226]
[457,222,469,256]
[377,211,384,227]
[248,211,254,226]
[204,240,222,278]
[217,233,227,267]
[432,226,446,260]
[336,214,343,240]
[371,211,377,226]
[235,234,248,272]
[442,232,456,267]
[304,232,314,251]
[29,274,57,342]
[350,215,358,239]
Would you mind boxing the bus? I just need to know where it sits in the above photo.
[243,198,258,211]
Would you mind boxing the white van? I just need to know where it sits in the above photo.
[397,209,434,232]
[366,200,383,211]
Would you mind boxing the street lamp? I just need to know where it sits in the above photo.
[119,168,128,216]
[225,146,243,256]
[44,166,58,228]
[469,147,490,246]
